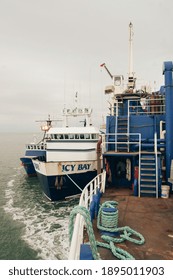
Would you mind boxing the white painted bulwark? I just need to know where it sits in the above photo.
[32,159,97,176]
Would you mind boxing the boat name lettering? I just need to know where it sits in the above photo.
[78,163,91,171]
[62,163,91,173]
[62,164,76,172]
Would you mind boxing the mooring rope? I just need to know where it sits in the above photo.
[69,205,100,260]
[97,201,119,229]
[97,201,145,245]
[69,203,144,260]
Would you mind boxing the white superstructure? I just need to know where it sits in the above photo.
[32,102,101,178]
[45,126,99,162]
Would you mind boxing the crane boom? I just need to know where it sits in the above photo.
[100,63,113,79]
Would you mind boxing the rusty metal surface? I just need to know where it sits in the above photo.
[91,187,173,260]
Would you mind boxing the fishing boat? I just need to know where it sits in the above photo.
[20,116,52,176]
[32,102,101,201]
[68,23,173,260]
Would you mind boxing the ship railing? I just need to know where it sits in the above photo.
[102,132,141,154]
[127,97,165,116]
[68,170,106,260]
[102,133,141,195]
[108,97,165,117]
[26,143,47,150]
[154,133,159,198]
[102,133,141,198]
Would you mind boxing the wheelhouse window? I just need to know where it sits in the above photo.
[75,134,79,139]
[85,134,90,139]
[48,133,98,140]
[91,134,97,139]
[51,134,64,139]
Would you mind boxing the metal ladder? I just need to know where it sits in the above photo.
[116,116,129,152]
[139,133,159,198]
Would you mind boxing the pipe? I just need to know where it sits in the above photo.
[129,138,165,143]
[133,143,165,150]
[97,136,102,174]
[163,61,173,182]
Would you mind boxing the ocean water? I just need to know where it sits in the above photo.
[0,133,78,260]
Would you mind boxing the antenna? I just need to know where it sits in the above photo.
[36,115,62,131]
[75,91,78,106]
[128,22,136,90]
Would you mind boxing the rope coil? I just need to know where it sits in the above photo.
[98,201,119,229]
[69,200,145,260]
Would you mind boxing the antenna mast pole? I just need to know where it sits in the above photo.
[128,22,135,90]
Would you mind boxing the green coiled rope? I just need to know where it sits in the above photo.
[99,201,119,228]
[97,201,118,231]
[97,201,145,245]
[69,205,100,260]
[69,204,139,260]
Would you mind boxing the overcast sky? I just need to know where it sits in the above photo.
[0,0,173,132]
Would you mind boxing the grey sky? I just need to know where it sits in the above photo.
[0,0,173,132]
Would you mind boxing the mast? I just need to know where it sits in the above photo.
[128,22,135,90]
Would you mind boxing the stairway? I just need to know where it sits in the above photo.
[139,152,158,197]
[117,116,129,152]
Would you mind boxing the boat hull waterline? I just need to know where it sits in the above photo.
[32,158,98,201]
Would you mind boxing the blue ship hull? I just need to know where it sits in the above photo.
[20,157,37,176]
[36,170,97,201]
[20,150,46,176]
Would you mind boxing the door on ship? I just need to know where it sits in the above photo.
[115,157,126,187]
[110,157,132,188]
[104,156,132,188]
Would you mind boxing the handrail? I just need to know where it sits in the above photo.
[128,97,165,116]
[102,132,141,153]
[127,116,130,152]
[115,116,118,151]
[102,133,142,197]
[26,143,47,150]
[68,171,106,260]
[138,134,141,197]
[110,97,165,117]
[154,133,158,198]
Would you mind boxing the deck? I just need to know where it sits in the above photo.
[86,187,173,260]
